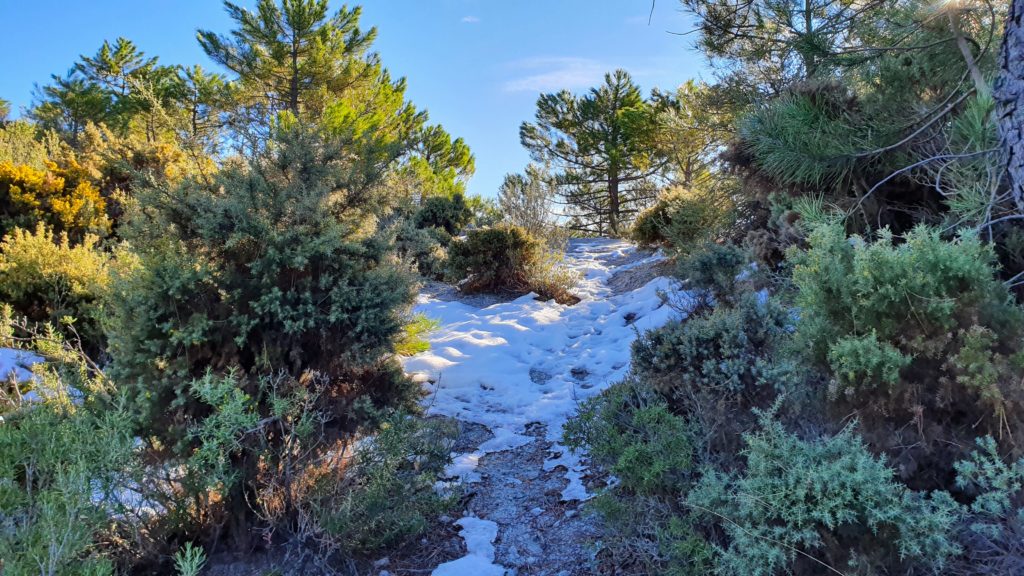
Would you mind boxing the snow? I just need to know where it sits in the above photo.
[404,239,683,575]
[0,347,42,384]
[431,516,505,576]
[406,239,677,484]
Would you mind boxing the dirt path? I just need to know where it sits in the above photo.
[401,240,677,576]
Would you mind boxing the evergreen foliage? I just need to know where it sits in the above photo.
[309,413,456,555]
[631,294,793,453]
[630,186,734,250]
[790,223,1024,486]
[520,70,673,236]
[0,316,138,576]
[106,127,419,545]
[447,225,541,294]
[197,0,379,117]
[688,419,962,575]
[447,225,579,303]
[675,242,748,305]
[414,192,472,235]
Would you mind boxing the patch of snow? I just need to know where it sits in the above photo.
[405,239,682,502]
[432,516,505,576]
[0,347,43,384]
[443,428,534,483]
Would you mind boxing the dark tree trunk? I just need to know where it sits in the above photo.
[289,38,301,114]
[996,0,1024,212]
[608,175,620,236]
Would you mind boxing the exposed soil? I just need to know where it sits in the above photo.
[607,256,675,295]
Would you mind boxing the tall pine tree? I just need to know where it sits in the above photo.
[197,0,379,117]
[520,69,671,236]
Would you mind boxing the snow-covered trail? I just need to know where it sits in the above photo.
[402,239,678,575]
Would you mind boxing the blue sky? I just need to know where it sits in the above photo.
[0,1,708,197]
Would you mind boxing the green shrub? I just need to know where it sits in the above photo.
[172,543,207,576]
[589,493,714,576]
[827,331,911,392]
[414,192,472,235]
[631,196,674,246]
[106,128,419,547]
[465,194,502,228]
[395,219,450,279]
[688,418,962,576]
[524,248,581,305]
[631,187,733,251]
[950,437,1024,573]
[0,319,137,576]
[676,242,749,305]
[565,380,711,576]
[447,225,578,303]
[152,369,455,560]
[956,437,1024,522]
[566,379,694,496]
[310,413,456,555]
[395,313,439,356]
[631,295,793,454]
[447,224,540,294]
[0,224,130,354]
[790,223,1024,486]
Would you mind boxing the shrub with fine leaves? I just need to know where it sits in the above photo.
[0,317,137,576]
[447,224,541,294]
[0,223,131,353]
[688,419,962,575]
[447,224,578,303]
[414,192,472,235]
[106,128,419,547]
[631,295,793,454]
[790,223,1024,487]
[630,186,733,251]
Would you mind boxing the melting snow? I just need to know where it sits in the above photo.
[431,516,505,576]
[403,239,682,574]
[0,347,42,384]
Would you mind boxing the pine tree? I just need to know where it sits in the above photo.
[663,80,730,189]
[32,38,181,143]
[996,0,1024,214]
[197,0,430,170]
[197,0,378,117]
[399,124,476,201]
[31,71,115,145]
[175,65,237,152]
[520,70,671,236]
[75,37,157,99]
[680,0,883,97]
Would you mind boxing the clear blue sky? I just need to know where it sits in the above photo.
[0,0,708,198]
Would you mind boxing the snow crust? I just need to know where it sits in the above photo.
[0,347,42,384]
[406,239,676,482]
[431,516,505,576]
[404,239,682,575]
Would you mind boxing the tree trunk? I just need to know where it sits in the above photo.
[949,13,988,94]
[608,175,620,236]
[995,0,1024,212]
[289,39,301,114]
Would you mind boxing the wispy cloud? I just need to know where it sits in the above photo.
[502,57,607,93]
[461,15,480,24]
